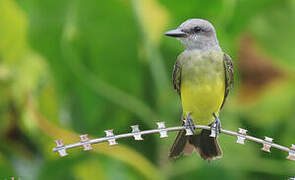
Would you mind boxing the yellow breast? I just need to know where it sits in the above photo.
[179,51,225,125]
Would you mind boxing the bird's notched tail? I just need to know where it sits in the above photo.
[169,129,222,161]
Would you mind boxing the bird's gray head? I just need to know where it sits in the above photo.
[165,19,221,51]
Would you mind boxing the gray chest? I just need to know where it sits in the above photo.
[179,50,224,83]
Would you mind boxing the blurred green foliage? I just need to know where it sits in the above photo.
[0,0,295,179]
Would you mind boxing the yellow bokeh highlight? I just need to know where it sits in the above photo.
[135,0,170,45]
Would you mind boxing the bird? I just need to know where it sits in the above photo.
[165,19,234,161]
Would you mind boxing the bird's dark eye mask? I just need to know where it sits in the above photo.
[193,26,202,33]
[182,26,210,34]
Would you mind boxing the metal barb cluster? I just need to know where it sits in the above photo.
[55,139,67,157]
[287,144,295,161]
[157,122,168,138]
[236,128,247,144]
[261,137,273,152]
[104,130,117,146]
[80,134,93,151]
[53,121,295,162]
[131,125,143,140]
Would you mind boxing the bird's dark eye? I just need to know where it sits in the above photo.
[193,26,202,33]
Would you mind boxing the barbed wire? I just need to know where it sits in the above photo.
[53,121,295,161]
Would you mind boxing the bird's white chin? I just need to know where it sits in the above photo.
[179,38,201,50]
[179,37,221,51]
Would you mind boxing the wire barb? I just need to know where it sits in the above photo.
[287,144,295,161]
[157,122,168,138]
[80,134,93,151]
[104,130,118,146]
[209,123,217,138]
[131,125,143,140]
[236,128,247,144]
[261,137,273,152]
[55,139,68,157]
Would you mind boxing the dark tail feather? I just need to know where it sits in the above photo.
[189,129,222,161]
[169,129,222,161]
[169,130,187,158]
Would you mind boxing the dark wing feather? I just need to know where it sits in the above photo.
[220,53,234,110]
[172,60,181,96]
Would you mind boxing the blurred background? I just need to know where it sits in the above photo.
[1,0,295,179]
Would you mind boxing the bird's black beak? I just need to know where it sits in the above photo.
[164,29,187,38]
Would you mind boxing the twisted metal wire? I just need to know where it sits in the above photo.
[53,122,295,161]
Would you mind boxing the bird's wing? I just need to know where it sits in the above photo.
[172,59,181,97]
[220,53,234,110]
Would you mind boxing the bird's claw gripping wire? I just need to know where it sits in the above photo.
[211,113,221,137]
[184,112,195,135]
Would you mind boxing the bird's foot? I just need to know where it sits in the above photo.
[184,112,195,135]
[210,113,221,138]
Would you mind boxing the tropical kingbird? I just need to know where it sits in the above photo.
[165,19,234,161]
